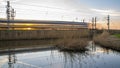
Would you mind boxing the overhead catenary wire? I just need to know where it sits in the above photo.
[3,5,80,17]
[12,2,70,11]
[1,7,74,18]
[1,1,108,23]
[0,1,91,21]
[11,2,84,15]
[1,2,79,15]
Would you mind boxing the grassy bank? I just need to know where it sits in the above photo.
[114,34,120,38]
[94,31,120,51]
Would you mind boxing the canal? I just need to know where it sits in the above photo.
[0,41,120,68]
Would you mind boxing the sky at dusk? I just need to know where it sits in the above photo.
[0,0,120,24]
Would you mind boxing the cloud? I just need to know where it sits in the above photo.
[9,0,21,2]
[0,0,20,3]
[0,0,6,5]
[91,8,120,16]
[0,0,21,7]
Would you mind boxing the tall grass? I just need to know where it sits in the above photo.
[56,38,89,51]
[55,29,89,51]
[94,31,120,51]
[0,29,89,40]
[0,29,90,51]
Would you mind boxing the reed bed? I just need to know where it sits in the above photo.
[0,29,89,51]
[55,29,89,51]
[56,38,89,51]
[94,31,120,51]
[0,29,89,40]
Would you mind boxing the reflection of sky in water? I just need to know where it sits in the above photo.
[0,43,120,68]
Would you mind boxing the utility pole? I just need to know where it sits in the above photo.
[11,8,16,21]
[8,50,13,68]
[76,17,78,22]
[92,17,94,30]
[107,15,110,32]
[6,1,11,30]
[8,50,16,68]
[94,17,97,30]
[83,19,85,23]
[11,8,16,30]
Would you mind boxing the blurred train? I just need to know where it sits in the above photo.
[0,19,88,30]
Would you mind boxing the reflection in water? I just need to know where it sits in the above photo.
[0,41,120,68]
[62,51,89,68]
[8,49,17,68]
[0,40,56,50]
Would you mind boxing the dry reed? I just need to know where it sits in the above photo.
[0,29,89,51]
[55,30,89,51]
[94,31,120,51]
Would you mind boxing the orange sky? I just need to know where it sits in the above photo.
[88,22,120,30]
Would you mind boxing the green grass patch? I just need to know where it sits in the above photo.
[114,34,120,38]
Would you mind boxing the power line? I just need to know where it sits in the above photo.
[1,5,75,15]
[5,2,83,16]
[14,7,48,12]
[1,1,84,22]
[12,2,69,11]
[8,6,79,16]
[11,2,82,14]
[1,3,75,12]
[13,7,77,16]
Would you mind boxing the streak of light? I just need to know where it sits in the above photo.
[17,61,42,68]
[27,28,32,30]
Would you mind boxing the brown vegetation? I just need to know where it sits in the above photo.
[0,40,56,50]
[0,29,89,40]
[55,30,89,51]
[0,29,89,51]
[94,31,120,51]
[56,38,88,51]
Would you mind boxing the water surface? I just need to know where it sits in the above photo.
[0,41,120,68]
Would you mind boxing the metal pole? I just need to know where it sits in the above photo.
[92,17,94,30]
[8,50,13,68]
[94,17,97,30]
[83,19,85,23]
[107,15,110,32]
[11,8,16,30]
[76,17,78,22]
[6,1,11,30]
